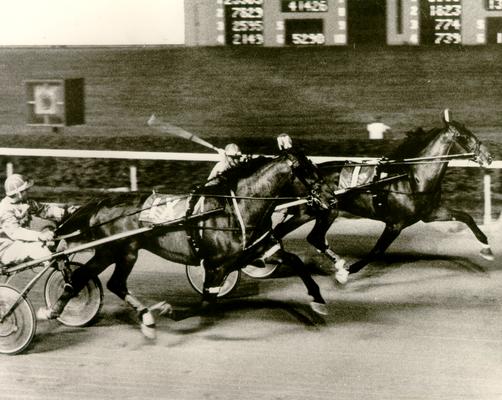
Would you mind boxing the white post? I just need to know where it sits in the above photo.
[483,173,491,226]
[6,162,13,177]
[130,165,138,192]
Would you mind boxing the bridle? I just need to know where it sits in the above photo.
[284,150,336,210]
[447,123,487,165]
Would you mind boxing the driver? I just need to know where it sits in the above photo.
[0,174,69,265]
[206,143,243,185]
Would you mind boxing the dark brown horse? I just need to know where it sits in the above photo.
[38,145,338,338]
[270,110,493,281]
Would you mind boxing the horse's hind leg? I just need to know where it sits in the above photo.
[348,224,401,274]
[106,243,166,340]
[280,249,328,316]
[423,206,493,260]
[37,250,115,320]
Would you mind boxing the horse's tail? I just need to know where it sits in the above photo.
[56,192,151,241]
[55,197,105,238]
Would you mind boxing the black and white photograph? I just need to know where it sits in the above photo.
[1,1,501,399]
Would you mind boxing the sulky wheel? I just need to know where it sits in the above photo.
[0,285,36,355]
[44,262,103,327]
[241,260,280,279]
[186,265,240,298]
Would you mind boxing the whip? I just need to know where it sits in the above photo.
[147,115,221,153]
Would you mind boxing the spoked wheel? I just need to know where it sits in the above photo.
[186,265,240,298]
[241,260,280,279]
[44,262,103,327]
[0,285,36,355]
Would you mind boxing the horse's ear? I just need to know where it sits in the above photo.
[442,109,450,125]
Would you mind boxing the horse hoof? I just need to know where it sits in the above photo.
[149,301,173,317]
[36,307,59,320]
[334,267,349,285]
[335,258,346,271]
[139,310,157,339]
[310,302,328,316]
[141,324,157,340]
[158,303,173,317]
[334,259,349,285]
[480,247,494,261]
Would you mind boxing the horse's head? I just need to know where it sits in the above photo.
[281,147,337,210]
[442,109,492,167]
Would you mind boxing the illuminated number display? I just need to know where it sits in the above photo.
[428,0,462,44]
[486,0,502,10]
[281,0,329,13]
[224,0,264,45]
[285,19,325,45]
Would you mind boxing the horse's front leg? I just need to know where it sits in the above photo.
[280,249,328,316]
[423,206,493,261]
[305,210,348,284]
[198,260,228,315]
[106,243,171,340]
[348,224,401,274]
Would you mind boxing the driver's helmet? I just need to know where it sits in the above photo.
[277,133,293,150]
[224,143,242,157]
[4,174,34,196]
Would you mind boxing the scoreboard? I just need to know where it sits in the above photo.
[224,0,265,46]
[186,0,347,46]
[218,0,345,46]
[184,0,502,46]
[420,0,463,45]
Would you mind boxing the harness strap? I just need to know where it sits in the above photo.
[193,196,205,238]
[350,165,362,187]
[274,198,308,211]
[338,152,475,168]
[230,190,246,250]
[185,192,202,258]
[245,229,271,251]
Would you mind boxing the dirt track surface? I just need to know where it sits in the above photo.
[2,218,502,400]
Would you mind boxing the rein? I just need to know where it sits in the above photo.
[384,152,475,165]
[56,190,310,241]
[179,193,305,201]
[339,152,475,168]
[55,194,192,240]
[61,144,477,240]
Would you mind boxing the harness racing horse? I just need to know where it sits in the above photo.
[270,110,493,281]
[38,146,338,338]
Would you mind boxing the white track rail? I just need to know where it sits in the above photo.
[1,148,498,224]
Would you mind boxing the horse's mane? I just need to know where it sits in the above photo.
[202,155,273,195]
[389,127,442,159]
[225,156,271,181]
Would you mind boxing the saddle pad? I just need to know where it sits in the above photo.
[338,165,376,190]
[139,194,187,224]
[139,193,207,224]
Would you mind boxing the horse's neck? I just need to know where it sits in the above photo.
[240,160,290,196]
[237,160,292,219]
[411,131,453,191]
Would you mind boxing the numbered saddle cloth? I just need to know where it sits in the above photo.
[338,164,377,190]
[139,193,188,224]
[139,193,207,224]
